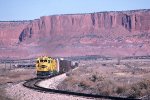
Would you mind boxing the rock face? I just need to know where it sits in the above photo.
[0,9,150,58]
[19,9,150,42]
[0,21,30,46]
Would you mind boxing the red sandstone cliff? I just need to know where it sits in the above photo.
[0,9,150,58]
[0,21,30,46]
[19,9,150,42]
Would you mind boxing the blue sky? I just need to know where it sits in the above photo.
[0,0,150,21]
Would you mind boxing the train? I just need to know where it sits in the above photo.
[35,56,78,76]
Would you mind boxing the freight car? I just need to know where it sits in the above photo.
[36,56,77,76]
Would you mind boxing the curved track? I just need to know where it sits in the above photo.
[23,75,141,100]
[23,78,43,90]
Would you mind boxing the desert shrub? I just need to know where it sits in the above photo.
[89,73,105,84]
[115,86,126,94]
[95,80,116,95]
[138,80,150,89]
[126,89,138,98]
[102,63,106,66]
[125,79,150,98]
[78,81,89,89]
[90,74,97,82]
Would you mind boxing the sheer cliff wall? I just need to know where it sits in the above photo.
[19,10,150,42]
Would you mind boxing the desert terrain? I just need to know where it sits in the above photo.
[0,57,149,99]
[58,57,150,99]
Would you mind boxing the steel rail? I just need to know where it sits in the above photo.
[23,76,141,100]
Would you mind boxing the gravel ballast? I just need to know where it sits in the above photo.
[5,74,94,100]
[38,74,67,89]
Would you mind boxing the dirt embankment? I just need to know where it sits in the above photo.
[0,67,36,100]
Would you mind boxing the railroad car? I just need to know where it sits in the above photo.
[36,56,77,76]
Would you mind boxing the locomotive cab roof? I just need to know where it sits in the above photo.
[36,56,54,61]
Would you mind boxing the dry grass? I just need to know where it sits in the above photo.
[58,60,150,98]
[0,68,36,84]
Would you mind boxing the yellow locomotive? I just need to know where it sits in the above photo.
[35,56,78,76]
[36,56,58,76]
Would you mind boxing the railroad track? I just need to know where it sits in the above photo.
[23,74,141,100]
[23,74,60,90]
[23,78,43,90]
